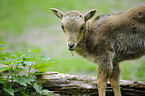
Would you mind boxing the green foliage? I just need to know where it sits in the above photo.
[0,41,54,96]
[3,87,15,96]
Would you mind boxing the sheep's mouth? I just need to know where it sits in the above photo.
[68,48,75,51]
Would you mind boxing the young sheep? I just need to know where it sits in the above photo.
[50,6,145,96]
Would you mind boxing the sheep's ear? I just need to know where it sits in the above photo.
[84,9,97,21]
[50,8,64,19]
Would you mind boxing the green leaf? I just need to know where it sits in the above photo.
[23,57,35,65]
[22,76,36,85]
[20,54,28,59]
[3,87,14,96]
[12,58,23,64]
[0,66,11,73]
[27,48,41,53]
[13,88,19,93]
[15,68,24,71]
[41,55,55,63]
[13,75,27,86]
[0,60,11,65]
[26,78,36,82]
[2,52,12,57]
[32,60,50,72]
[0,48,4,50]
[33,56,55,72]
[0,75,7,84]
[19,90,27,96]
[33,82,42,94]
[0,41,7,44]
[15,52,22,57]
[3,52,15,59]
[42,89,50,96]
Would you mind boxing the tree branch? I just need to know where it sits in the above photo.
[37,72,145,96]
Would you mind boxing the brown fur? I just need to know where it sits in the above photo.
[51,6,145,96]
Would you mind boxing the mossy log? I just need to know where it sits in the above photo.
[37,72,145,96]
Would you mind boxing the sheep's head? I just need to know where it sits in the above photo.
[50,8,97,51]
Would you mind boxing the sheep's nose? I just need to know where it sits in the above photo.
[67,42,76,51]
[68,43,75,48]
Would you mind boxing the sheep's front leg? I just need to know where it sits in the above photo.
[97,53,113,96]
[97,67,108,96]
[109,63,121,96]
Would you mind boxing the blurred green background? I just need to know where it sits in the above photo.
[0,0,145,80]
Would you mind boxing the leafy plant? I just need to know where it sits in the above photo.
[0,41,54,96]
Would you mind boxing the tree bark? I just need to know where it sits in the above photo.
[36,72,145,96]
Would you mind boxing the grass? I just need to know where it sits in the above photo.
[1,0,144,36]
[0,0,145,81]
[120,58,145,81]
[48,55,97,76]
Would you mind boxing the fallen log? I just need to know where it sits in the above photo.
[36,72,145,96]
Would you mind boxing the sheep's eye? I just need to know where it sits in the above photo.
[61,25,64,30]
[79,15,82,17]
[80,25,85,31]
